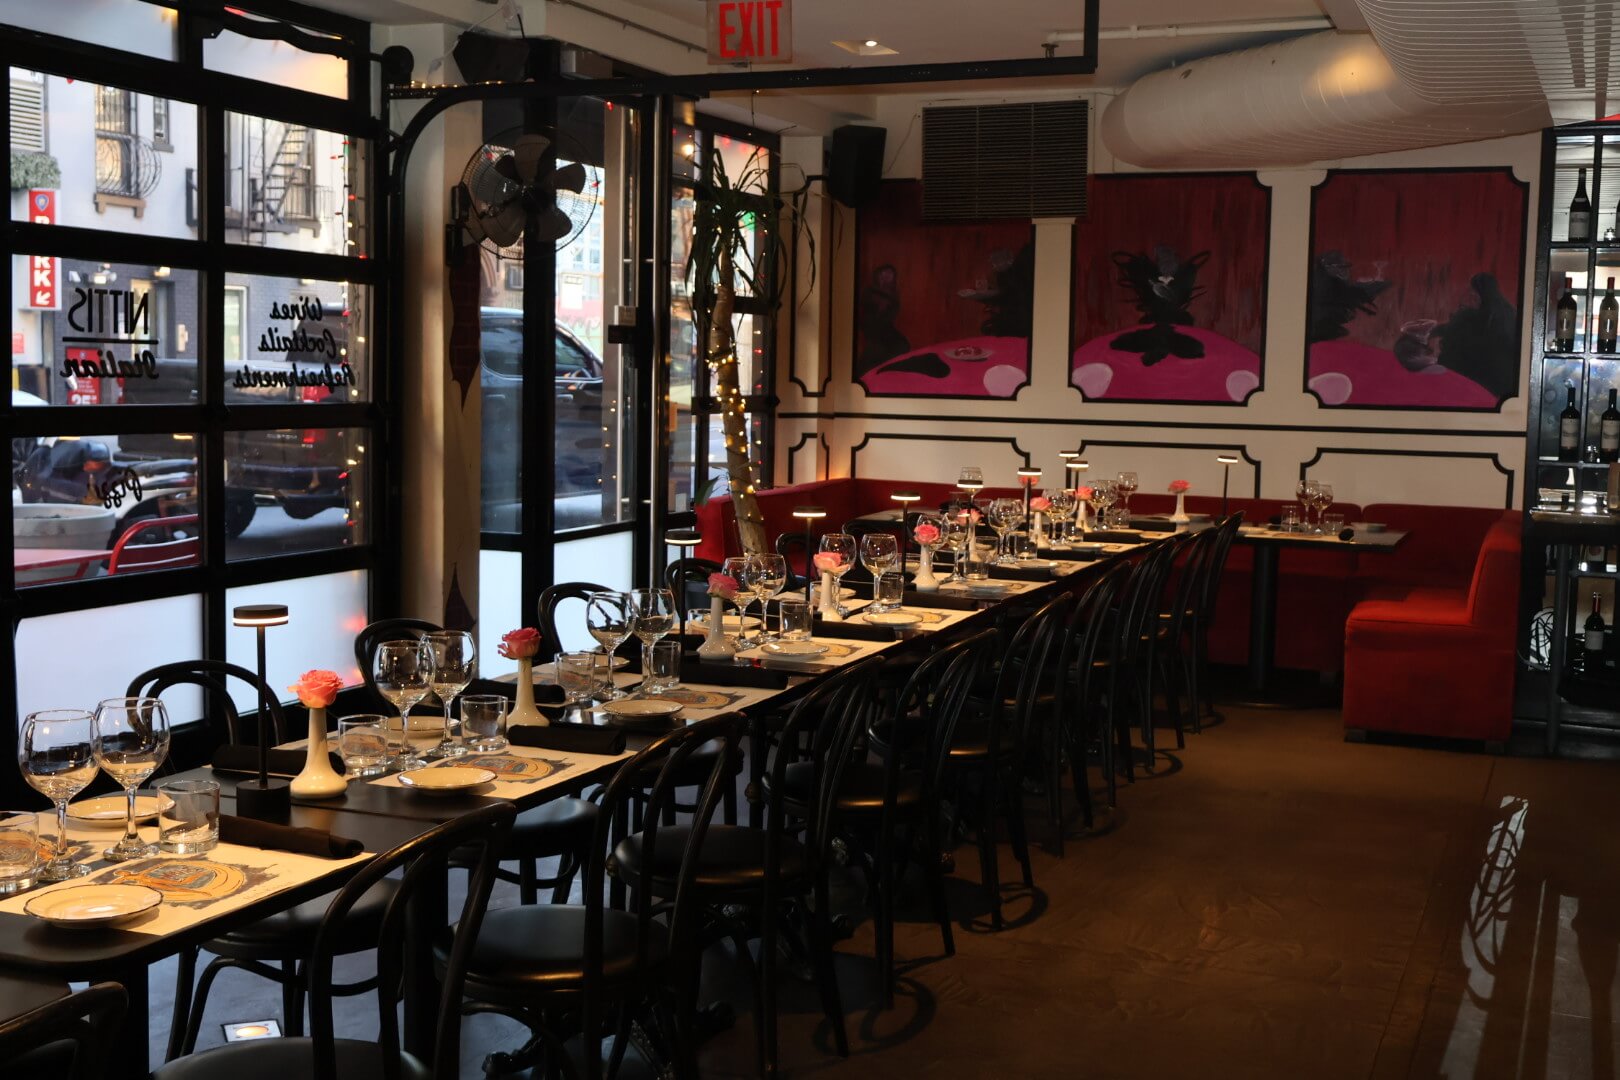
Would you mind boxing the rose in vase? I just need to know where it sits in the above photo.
[707,572,740,600]
[287,669,344,709]
[913,522,941,546]
[1029,496,1052,513]
[499,627,542,660]
[1168,480,1192,494]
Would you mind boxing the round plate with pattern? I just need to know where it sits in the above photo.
[649,689,733,710]
[861,611,922,626]
[761,640,829,656]
[26,884,162,929]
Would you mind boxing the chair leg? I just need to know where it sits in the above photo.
[923,812,955,958]
[167,945,198,1062]
[551,850,580,905]
[519,856,539,906]
[1067,729,1094,830]
[976,773,1003,930]
[757,902,780,1079]
[182,956,229,1055]
[281,956,304,1037]
[1004,769,1034,890]
[1045,713,1065,857]
[809,875,849,1056]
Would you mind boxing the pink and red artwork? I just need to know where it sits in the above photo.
[1070,174,1270,404]
[1307,169,1527,410]
[855,181,1033,398]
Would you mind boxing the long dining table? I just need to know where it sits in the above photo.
[0,527,1168,1077]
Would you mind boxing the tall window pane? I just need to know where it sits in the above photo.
[222,113,368,257]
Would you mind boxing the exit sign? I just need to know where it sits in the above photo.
[708,0,791,65]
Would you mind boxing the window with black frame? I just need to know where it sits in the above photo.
[0,2,383,791]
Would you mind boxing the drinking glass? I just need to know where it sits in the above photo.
[557,650,601,710]
[0,813,39,895]
[859,534,899,608]
[157,778,219,855]
[1280,505,1301,532]
[937,513,970,586]
[91,696,171,862]
[778,597,812,640]
[751,554,789,640]
[374,639,435,771]
[1092,480,1117,529]
[957,466,984,494]
[423,630,476,759]
[1323,512,1345,535]
[18,709,95,881]
[1296,479,1315,531]
[643,641,682,695]
[1116,472,1139,520]
[874,572,905,610]
[816,534,857,616]
[586,591,633,700]
[460,695,508,753]
[1313,483,1335,533]
[987,498,1023,564]
[629,587,676,674]
[717,556,757,646]
[337,716,390,778]
[1044,489,1075,545]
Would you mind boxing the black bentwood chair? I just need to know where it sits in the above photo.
[0,981,126,1080]
[154,802,515,1080]
[449,715,743,1080]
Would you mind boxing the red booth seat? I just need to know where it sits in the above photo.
[1341,510,1522,743]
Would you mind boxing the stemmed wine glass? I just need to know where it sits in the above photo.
[987,498,1023,564]
[1044,489,1076,545]
[1296,479,1315,532]
[749,554,788,641]
[19,710,96,881]
[629,587,676,674]
[586,591,633,700]
[91,697,171,862]
[937,512,971,585]
[859,533,899,610]
[817,533,857,616]
[957,466,984,494]
[1312,483,1334,534]
[423,630,475,759]
[374,639,435,771]
[1116,472,1139,522]
[1092,479,1118,528]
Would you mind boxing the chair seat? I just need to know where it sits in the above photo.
[446,904,667,994]
[455,797,596,862]
[779,760,923,814]
[152,1037,428,1080]
[612,824,806,894]
[204,879,399,959]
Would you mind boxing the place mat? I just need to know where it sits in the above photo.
[0,835,369,938]
[369,743,628,800]
[938,579,1042,599]
[903,589,985,611]
[598,684,781,719]
[734,638,896,673]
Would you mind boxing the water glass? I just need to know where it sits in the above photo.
[1280,505,1301,532]
[964,543,990,580]
[337,716,390,778]
[461,695,508,752]
[1323,512,1345,535]
[779,597,812,640]
[557,650,601,707]
[158,779,220,854]
[0,812,39,895]
[644,641,682,694]
[873,572,904,611]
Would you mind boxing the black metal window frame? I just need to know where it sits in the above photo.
[0,0,391,797]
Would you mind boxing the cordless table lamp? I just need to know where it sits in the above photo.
[664,528,702,639]
[791,506,827,603]
[890,490,920,580]
[1017,467,1042,532]
[1216,454,1241,518]
[233,603,290,821]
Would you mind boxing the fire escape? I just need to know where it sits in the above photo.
[240,117,319,244]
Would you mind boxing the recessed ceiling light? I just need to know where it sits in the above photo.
[864,39,877,47]
[832,39,898,56]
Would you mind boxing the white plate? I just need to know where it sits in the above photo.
[862,611,922,626]
[602,698,684,720]
[1071,543,1106,554]
[967,582,1013,596]
[399,766,496,794]
[761,640,830,656]
[25,884,162,929]
[687,614,761,634]
[67,794,167,827]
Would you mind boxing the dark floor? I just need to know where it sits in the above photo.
[146,707,1620,1078]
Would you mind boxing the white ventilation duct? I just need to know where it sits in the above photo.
[1101,30,1550,169]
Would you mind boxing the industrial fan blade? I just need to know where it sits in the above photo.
[513,134,550,185]
[477,199,527,248]
[553,160,588,194]
[533,205,575,242]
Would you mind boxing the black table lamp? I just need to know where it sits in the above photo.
[664,528,702,640]
[791,506,827,603]
[233,603,290,821]
[1216,454,1240,518]
[890,490,920,580]
[1065,458,1090,531]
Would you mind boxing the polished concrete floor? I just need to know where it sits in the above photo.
[147,706,1620,1078]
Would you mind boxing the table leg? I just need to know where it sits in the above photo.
[1248,543,1280,695]
[109,961,150,1079]
[403,852,449,1062]
[1546,541,1573,756]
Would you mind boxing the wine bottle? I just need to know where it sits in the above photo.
[1571,168,1593,241]
[1585,592,1606,668]
[1560,384,1582,462]
[1602,387,1620,462]
[1600,278,1619,353]
[1556,276,1579,352]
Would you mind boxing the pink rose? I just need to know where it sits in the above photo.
[913,522,941,545]
[1077,486,1095,500]
[813,552,844,571]
[707,572,739,599]
[1169,479,1191,494]
[499,626,543,660]
[288,669,344,709]
[1029,496,1051,512]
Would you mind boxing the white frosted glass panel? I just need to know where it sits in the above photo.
[0,2,177,60]
[479,549,522,679]
[553,531,634,652]
[15,594,202,726]
[204,25,348,98]
[226,570,367,711]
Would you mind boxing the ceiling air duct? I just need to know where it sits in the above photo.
[1100,30,1550,170]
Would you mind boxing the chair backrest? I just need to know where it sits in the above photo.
[1160,529,1207,634]
[126,660,288,746]
[664,557,724,616]
[353,618,441,714]
[306,802,515,1080]
[987,591,1075,757]
[537,581,610,659]
[107,513,200,574]
[1057,561,1131,719]
[890,629,1000,806]
[1196,513,1244,620]
[773,532,815,589]
[0,982,125,1080]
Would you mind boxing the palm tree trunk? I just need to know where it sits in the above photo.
[711,248,767,554]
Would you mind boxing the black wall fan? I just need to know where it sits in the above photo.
[450,130,598,259]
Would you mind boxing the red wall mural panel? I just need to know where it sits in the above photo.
[1306,168,1528,410]
[854,181,1034,398]
[1070,173,1270,404]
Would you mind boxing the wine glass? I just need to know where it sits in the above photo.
[1044,489,1076,545]
[715,556,755,647]
[1313,483,1335,533]
[1093,479,1118,528]
[586,591,633,700]
[957,466,984,494]
[629,587,676,673]
[987,498,1023,564]
[859,534,899,610]
[374,639,435,771]
[937,512,971,585]
[751,553,789,640]
[816,533,857,615]
[91,697,171,862]
[1296,479,1315,532]
[1116,472,1139,520]
[423,630,475,759]
[19,709,95,881]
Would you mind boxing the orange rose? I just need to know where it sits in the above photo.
[288,669,344,709]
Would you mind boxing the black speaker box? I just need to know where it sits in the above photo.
[828,125,886,208]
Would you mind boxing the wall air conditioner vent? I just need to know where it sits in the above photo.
[922,99,1087,221]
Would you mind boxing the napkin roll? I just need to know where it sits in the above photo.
[212,745,342,779]
[809,619,900,642]
[508,724,626,756]
[678,658,788,689]
[219,815,362,859]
